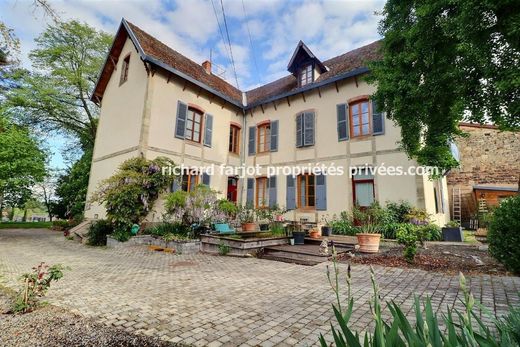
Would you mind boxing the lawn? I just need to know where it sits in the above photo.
[0,222,52,229]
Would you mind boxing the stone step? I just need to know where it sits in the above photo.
[260,253,322,266]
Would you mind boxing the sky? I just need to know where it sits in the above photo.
[0,0,384,169]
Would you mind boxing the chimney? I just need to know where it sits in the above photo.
[202,60,211,74]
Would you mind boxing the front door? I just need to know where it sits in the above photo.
[227,177,238,202]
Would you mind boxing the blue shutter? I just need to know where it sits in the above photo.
[337,104,349,141]
[372,100,384,135]
[270,120,279,152]
[296,114,303,147]
[246,178,254,207]
[303,112,315,146]
[203,114,213,147]
[268,176,277,207]
[248,126,256,156]
[316,173,327,210]
[286,175,296,210]
[175,101,188,139]
[202,173,210,186]
[171,177,181,192]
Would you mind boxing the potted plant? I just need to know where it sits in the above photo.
[288,223,305,245]
[215,199,237,232]
[238,205,256,232]
[353,204,383,253]
[321,215,332,237]
[309,228,320,239]
[442,220,464,242]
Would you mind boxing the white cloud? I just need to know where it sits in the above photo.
[166,0,217,43]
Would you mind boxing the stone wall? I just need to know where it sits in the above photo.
[447,123,520,224]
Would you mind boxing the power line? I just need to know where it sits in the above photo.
[210,0,231,65]
[219,0,240,90]
[241,0,260,82]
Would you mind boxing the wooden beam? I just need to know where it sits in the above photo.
[318,87,322,98]
[109,56,117,69]
[354,76,359,88]
[182,80,187,91]
[286,96,291,107]
[167,74,171,84]
[196,86,201,98]
[209,94,214,104]
[260,104,265,114]
[272,101,277,111]
[250,109,254,117]
[301,92,306,103]
[335,81,339,93]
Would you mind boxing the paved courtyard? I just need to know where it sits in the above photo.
[1,229,519,346]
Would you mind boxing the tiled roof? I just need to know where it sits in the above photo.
[246,41,382,106]
[92,19,382,109]
[126,21,243,104]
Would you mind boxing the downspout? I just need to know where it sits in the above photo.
[240,92,248,206]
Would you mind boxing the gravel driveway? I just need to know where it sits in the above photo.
[1,229,519,346]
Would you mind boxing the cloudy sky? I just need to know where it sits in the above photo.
[1,0,384,167]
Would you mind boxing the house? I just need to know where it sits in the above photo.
[448,123,520,227]
[85,19,450,226]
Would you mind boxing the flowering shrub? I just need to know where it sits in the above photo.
[90,157,176,239]
[13,262,68,313]
[396,223,419,262]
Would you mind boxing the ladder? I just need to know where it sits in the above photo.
[452,187,462,224]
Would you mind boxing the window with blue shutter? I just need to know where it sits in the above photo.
[268,176,277,207]
[296,114,303,147]
[246,178,255,207]
[203,114,213,147]
[270,120,279,152]
[337,104,349,141]
[286,175,296,210]
[175,101,188,139]
[371,100,384,135]
[315,173,327,210]
[303,112,315,146]
[248,126,256,156]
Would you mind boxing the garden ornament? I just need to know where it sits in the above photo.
[131,224,140,235]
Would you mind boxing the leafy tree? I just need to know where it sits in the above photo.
[0,116,46,218]
[369,0,520,172]
[52,149,92,219]
[2,20,112,149]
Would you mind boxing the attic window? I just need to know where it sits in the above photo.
[299,64,313,86]
[120,54,130,85]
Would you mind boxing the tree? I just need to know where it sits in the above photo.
[52,149,92,219]
[0,116,46,218]
[2,20,112,149]
[368,0,520,172]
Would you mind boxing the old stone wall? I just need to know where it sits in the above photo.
[447,124,520,223]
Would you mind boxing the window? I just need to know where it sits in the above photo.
[297,173,315,208]
[296,112,315,147]
[120,55,130,85]
[352,168,374,207]
[349,100,371,137]
[185,107,203,143]
[256,177,268,208]
[182,169,199,192]
[299,64,313,86]
[257,123,270,153]
[229,124,240,154]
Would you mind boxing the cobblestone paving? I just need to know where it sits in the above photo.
[1,229,519,346]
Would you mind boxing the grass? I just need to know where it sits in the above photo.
[0,222,52,229]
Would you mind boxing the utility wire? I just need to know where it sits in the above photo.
[241,0,260,83]
[219,0,240,90]
[210,0,232,65]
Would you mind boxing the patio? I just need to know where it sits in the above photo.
[1,228,519,346]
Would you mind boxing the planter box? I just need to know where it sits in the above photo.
[200,234,289,256]
[107,235,200,254]
[442,227,464,242]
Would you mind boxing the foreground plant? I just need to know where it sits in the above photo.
[320,252,517,346]
[13,262,68,313]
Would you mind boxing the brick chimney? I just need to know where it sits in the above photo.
[202,60,211,74]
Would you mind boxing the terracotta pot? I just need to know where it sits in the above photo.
[309,230,320,239]
[356,233,381,253]
[241,222,256,232]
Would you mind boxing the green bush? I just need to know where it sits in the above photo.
[418,223,442,241]
[320,258,518,346]
[145,222,191,238]
[488,196,520,273]
[330,212,357,235]
[51,220,70,231]
[385,200,413,223]
[379,222,404,239]
[396,224,418,263]
[218,242,230,255]
[86,220,113,246]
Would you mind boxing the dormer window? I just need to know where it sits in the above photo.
[299,64,313,86]
[120,54,130,85]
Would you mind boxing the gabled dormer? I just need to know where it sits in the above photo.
[287,41,327,87]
